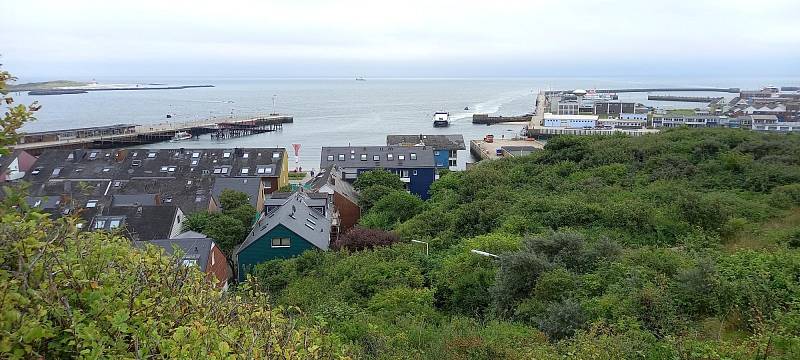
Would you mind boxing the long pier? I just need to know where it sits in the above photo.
[648,95,723,103]
[13,114,293,155]
[546,87,740,95]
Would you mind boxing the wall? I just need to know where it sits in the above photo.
[206,242,232,289]
[236,224,319,282]
[433,149,449,168]
[334,192,360,233]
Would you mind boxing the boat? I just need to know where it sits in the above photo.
[433,112,450,127]
[355,76,366,81]
[464,106,470,110]
[169,131,192,142]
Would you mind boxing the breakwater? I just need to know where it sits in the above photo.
[27,85,215,96]
[647,95,723,103]
[473,113,533,124]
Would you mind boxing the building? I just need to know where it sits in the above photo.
[597,119,647,129]
[235,192,332,281]
[21,147,289,238]
[593,101,637,116]
[543,114,599,128]
[750,115,800,132]
[651,115,730,128]
[386,134,465,170]
[0,150,37,182]
[620,113,648,121]
[320,146,437,199]
[134,231,232,289]
[307,165,361,236]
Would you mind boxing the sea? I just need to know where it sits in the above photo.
[12,76,799,170]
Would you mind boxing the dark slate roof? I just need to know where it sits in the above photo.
[134,236,213,272]
[307,165,359,205]
[111,194,158,207]
[100,205,179,241]
[386,134,466,151]
[320,146,436,170]
[211,177,261,208]
[237,192,332,255]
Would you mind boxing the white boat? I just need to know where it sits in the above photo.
[355,76,366,81]
[433,112,450,127]
[170,131,192,142]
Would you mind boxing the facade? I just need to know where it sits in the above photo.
[620,113,648,121]
[750,115,800,132]
[386,134,465,170]
[235,192,332,282]
[307,165,361,237]
[543,114,599,128]
[320,146,437,199]
[597,119,647,129]
[651,115,730,128]
[134,231,232,289]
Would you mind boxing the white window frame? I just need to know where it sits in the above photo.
[271,237,291,248]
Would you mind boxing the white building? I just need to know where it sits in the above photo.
[543,114,598,128]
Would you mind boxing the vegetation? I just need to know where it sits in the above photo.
[6,80,90,91]
[331,227,400,251]
[254,129,800,359]
[183,189,256,257]
[288,171,307,180]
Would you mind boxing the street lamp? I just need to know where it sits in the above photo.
[470,249,499,258]
[411,240,429,256]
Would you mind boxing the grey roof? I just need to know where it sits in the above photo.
[237,192,332,255]
[386,134,466,151]
[174,230,208,239]
[320,146,436,170]
[134,237,213,272]
[307,165,360,205]
[102,205,179,241]
[211,177,261,208]
[111,194,158,207]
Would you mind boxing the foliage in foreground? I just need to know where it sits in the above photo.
[0,192,346,359]
[254,128,800,359]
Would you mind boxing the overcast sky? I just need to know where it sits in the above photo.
[2,0,799,78]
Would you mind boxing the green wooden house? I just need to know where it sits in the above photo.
[235,192,331,282]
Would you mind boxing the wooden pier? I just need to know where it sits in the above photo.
[13,114,293,155]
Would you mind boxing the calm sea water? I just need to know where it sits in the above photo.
[13,76,799,170]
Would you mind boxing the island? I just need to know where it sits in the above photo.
[8,80,214,95]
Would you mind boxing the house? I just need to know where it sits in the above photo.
[235,192,332,282]
[0,150,37,182]
[307,165,361,236]
[211,177,265,211]
[134,231,232,289]
[543,114,599,128]
[320,146,437,199]
[93,204,185,241]
[386,134,466,170]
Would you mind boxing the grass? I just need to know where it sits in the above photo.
[725,208,800,252]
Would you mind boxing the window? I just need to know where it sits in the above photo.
[66,153,74,160]
[272,152,280,159]
[86,200,98,208]
[327,155,334,161]
[398,155,405,161]
[243,153,249,158]
[387,153,394,161]
[257,167,266,174]
[94,220,106,229]
[160,166,169,172]
[434,151,440,156]
[213,168,222,174]
[338,154,345,161]
[221,167,229,174]
[202,169,210,175]
[191,160,199,166]
[113,181,121,187]
[109,219,121,229]
[192,152,200,158]
[413,170,418,176]
[89,151,98,159]
[31,168,41,175]
[102,167,111,173]
[241,168,249,175]
[182,259,199,267]
[223,152,231,158]
[168,167,176,172]
[147,152,157,158]
[271,237,291,247]
[132,160,142,167]
[372,155,380,161]
[401,170,409,178]
[52,168,62,176]
[360,154,367,161]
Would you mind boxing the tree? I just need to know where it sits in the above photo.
[1,62,38,153]
[332,226,400,251]
[358,184,396,211]
[219,188,250,211]
[353,169,404,191]
[185,190,257,255]
[536,299,587,340]
[359,190,423,230]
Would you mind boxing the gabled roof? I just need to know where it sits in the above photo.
[237,192,331,255]
[134,236,213,272]
[103,205,179,241]
[307,165,359,205]
[211,177,261,208]
[320,146,436,169]
[386,134,466,151]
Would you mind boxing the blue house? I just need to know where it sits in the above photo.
[234,192,331,282]
[320,146,437,199]
[386,134,466,171]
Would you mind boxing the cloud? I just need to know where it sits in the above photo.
[2,0,799,77]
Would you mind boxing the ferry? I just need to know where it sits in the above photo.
[433,112,450,127]
[169,131,192,142]
[355,76,366,81]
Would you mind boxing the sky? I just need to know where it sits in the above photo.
[2,0,799,79]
